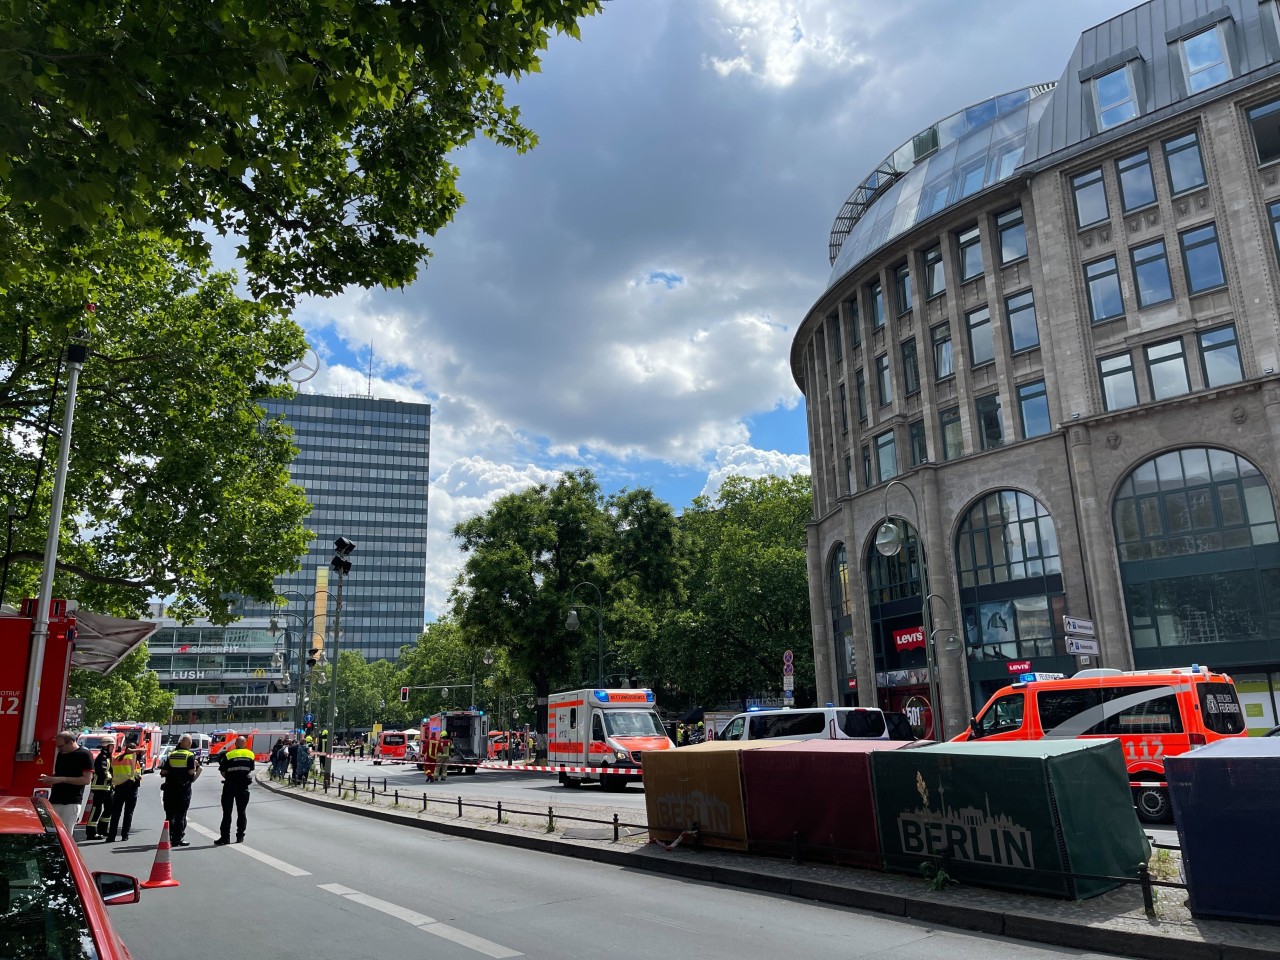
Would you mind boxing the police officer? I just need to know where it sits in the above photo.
[214,735,255,845]
[85,740,114,841]
[104,746,142,843]
[159,734,201,846]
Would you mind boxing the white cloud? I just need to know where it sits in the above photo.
[706,0,873,87]
[701,444,811,500]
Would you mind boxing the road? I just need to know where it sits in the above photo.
[79,768,1139,960]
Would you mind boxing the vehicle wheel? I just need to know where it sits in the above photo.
[558,769,580,788]
[599,765,626,792]
[1133,784,1171,823]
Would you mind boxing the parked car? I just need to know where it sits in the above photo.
[0,795,141,959]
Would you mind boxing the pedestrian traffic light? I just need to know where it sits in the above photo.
[400,686,409,703]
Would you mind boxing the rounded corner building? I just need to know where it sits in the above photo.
[794,0,1280,741]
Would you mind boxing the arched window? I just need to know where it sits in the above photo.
[865,522,923,677]
[955,490,1064,662]
[1114,448,1280,649]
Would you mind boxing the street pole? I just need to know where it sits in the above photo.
[18,332,88,758]
[566,581,605,687]
[325,569,344,781]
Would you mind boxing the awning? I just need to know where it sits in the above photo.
[0,606,157,675]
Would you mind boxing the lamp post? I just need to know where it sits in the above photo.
[324,536,356,781]
[874,479,946,741]
[565,581,604,687]
[267,593,327,742]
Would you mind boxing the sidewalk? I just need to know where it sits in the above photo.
[261,773,1280,960]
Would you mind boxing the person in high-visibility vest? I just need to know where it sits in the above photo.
[423,729,441,782]
[104,747,142,843]
[159,734,201,847]
[215,736,256,845]
[85,740,114,841]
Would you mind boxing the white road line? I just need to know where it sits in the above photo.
[628,912,698,932]
[320,883,522,958]
[187,822,312,876]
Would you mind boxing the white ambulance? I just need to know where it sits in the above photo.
[548,688,673,790]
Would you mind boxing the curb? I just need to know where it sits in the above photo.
[260,775,1279,960]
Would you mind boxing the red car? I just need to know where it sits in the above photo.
[0,795,141,959]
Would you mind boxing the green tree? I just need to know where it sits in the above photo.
[648,474,815,710]
[0,227,310,620]
[66,644,174,727]
[0,0,602,303]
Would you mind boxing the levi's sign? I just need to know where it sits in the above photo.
[893,627,925,652]
[1007,660,1032,674]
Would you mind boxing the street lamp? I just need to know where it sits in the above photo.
[324,536,356,781]
[875,479,946,741]
[565,581,604,687]
[267,598,327,742]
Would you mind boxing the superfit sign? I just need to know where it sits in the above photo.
[893,627,925,652]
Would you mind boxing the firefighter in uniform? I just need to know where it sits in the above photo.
[159,734,201,847]
[436,734,451,782]
[104,747,141,843]
[422,729,441,782]
[85,741,114,841]
[214,736,256,845]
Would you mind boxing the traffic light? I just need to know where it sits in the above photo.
[400,686,410,703]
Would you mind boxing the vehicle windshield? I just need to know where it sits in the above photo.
[603,710,664,738]
[78,736,111,751]
[0,833,96,960]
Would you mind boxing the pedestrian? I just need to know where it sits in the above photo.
[39,730,94,833]
[357,737,365,760]
[214,735,255,845]
[104,745,142,843]
[85,740,114,840]
[526,731,535,765]
[436,733,451,783]
[676,723,686,746]
[269,738,286,778]
[159,734,201,847]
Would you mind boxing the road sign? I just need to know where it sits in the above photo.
[783,691,795,706]
[783,649,794,664]
[783,663,794,676]
[305,713,313,724]
[1063,616,1094,637]
[782,675,795,691]
[1066,635,1100,655]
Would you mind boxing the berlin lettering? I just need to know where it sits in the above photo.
[226,695,268,708]
[898,813,1035,869]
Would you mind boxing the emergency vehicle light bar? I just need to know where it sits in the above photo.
[590,689,655,704]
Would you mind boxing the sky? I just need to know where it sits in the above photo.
[274,0,1136,620]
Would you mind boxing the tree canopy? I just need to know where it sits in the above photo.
[67,644,174,727]
[0,227,311,621]
[0,0,602,303]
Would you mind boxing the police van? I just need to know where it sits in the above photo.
[716,705,917,743]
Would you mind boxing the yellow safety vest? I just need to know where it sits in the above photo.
[110,755,140,787]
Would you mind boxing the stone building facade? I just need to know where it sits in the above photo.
[793,0,1280,739]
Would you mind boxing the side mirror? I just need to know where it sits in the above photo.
[968,717,979,738]
[93,872,141,905]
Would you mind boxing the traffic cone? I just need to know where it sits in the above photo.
[140,820,181,889]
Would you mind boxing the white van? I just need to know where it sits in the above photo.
[183,732,212,761]
[716,706,916,743]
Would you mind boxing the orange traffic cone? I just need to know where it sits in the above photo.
[140,820,181,889]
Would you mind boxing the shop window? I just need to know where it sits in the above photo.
[1117,150,1156,212]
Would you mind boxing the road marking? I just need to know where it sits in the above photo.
[628,912,698,932]
[188,823,311,876]
[320,883,522,958]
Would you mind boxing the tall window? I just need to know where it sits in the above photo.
[830,314,843,359]
[894,263,912,315]
[1113,449,1279,650]
[828,544,851,619]
[923,245,945,298]
[847,298,861,346]
[901,339,920,396]
[1199,325,1242,389]
[1100,353,1139,411]
[1005,290,1039,352]
[932,323,954,380]
[1249,99,1280,166]
[844,455,853,496]
[1085,256,1124,323]
[1018,380,1050,439]
[869,280,885,329]
[940,406,963,461]
[1270,201,1280,265]
[967,305,994,367]
[909,420,928,466]
[1072,168,1109,228]
[876,354,891,405]
[956,491,1064,662]
[1181,27,1229,94]
[855,369,867,420]
[974,393,1004,450]
[861,444,872,487]
[1164,131,1207,193]
[957,226,984,282]
[1130,239,1173,306]
[875,430,897,482]
[1180,223,1225,293]
[838,382,849,432]
[996,207,1027,264]
[1094,65,1138,130]
[1145,338,1190,401]
[1117,150,1156,211]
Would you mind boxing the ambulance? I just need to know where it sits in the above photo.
[103,722,162,773]
[548,688,673,790]
[421,710,487,774]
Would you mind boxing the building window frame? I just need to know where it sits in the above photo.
[1005,289,1039,353]
[957,225,984,283]
[995,206,1027,265]
[1094,64,1139,131]
[876,353,892,406]
[1099,352,1139,411]
[861,444,872,488]
[1085,255,1125,324]
[1179,222,1226,294]
[1130,238,1174,307]
[1145,337,1191,402]
[1249,98,1280,166]
[901,339,921,396]
[1198,324,1243,389]
[1163,130,1208,194]
[855,369,867,421]
[846,298,861,346]
[940,406,963,461]
[1270,201,1280,266]
[1017,379,1051,439]
[1179,25,1230,95]
[830,314,843,360]
[869,279,885,329]
[1116,149,1157,212]
[909,419,928,466]
[838,382,849,433]
[1072,167,1109,229]
[875,429,897,483]
[923,244,945,299]
[932,323,954,381]
[974,392,1004,451]
[967,305,995,368]
[894,263,913,315]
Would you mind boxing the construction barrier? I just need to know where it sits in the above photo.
[310,753,641,777]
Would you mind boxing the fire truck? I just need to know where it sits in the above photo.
[421,710,488,775]
[548,688,673,790]
[103,721,163,773]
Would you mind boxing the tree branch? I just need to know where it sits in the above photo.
[2,550,171,590]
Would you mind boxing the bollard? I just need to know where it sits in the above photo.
[1138,863,1155,916]
[613,813,620,842]
[548,806,555,832]
[394,790,399,805]
[457,795,463,818]
[383,778,387,791]
[497,800,503,824]
[422,792,428,812]
[366,777,371,791]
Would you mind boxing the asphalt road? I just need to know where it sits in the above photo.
[78,769,1139,960]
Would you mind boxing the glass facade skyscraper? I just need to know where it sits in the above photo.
[239,394,431,662]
